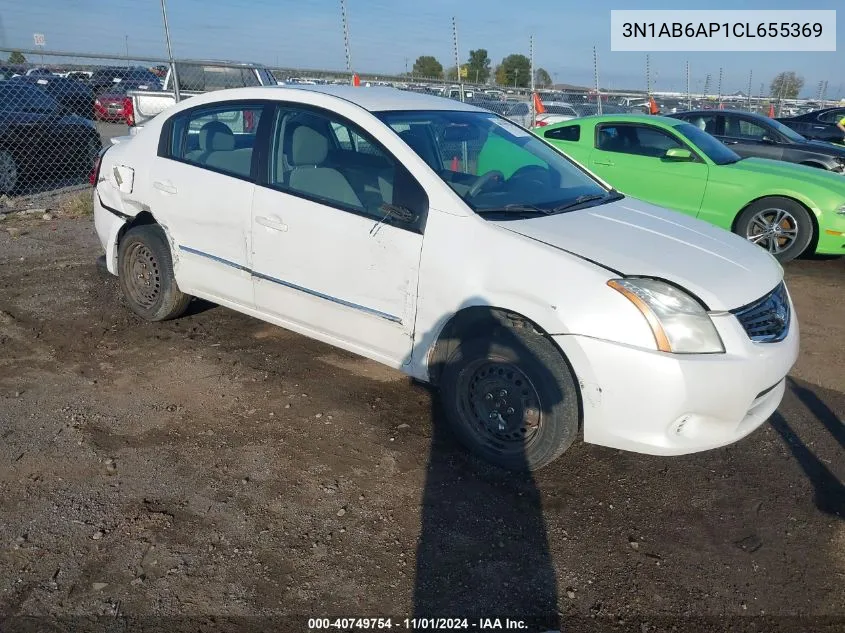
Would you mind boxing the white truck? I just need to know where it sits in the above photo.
[127,60,277,131]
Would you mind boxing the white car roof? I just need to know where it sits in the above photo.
[269,85,483,113]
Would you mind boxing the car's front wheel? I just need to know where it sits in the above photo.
[439,327,580,471]
[735,197,814,262]
[117,225,192,321]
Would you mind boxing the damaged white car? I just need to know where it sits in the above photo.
[93,85,798,470]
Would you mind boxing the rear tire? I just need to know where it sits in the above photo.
[117,225,191,321]
[439,327,580,471]
[734,197,814,263]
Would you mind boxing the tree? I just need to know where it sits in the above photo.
[466,49,491,84]
[8,51,26,64]
[412,55,443,79]
[445,66,459,81]
[495,54,531,88]
[770,71,804,100]
[535,68,552,87]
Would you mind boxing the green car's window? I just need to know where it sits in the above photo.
[672,122,741,165]
[544,125,580,142]
[376,109,609,214]
[596,124,682,158]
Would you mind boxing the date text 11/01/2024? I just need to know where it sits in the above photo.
[307,618,531,630]
[621,21,823,38]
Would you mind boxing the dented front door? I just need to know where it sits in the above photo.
[250,185,421,367]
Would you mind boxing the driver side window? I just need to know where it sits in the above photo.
[597,124,682,158]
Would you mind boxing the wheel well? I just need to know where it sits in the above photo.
[731,195,819,248]
[116,211,157,246]
[427,306,547,386]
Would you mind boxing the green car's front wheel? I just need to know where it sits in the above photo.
[735,197,814,263]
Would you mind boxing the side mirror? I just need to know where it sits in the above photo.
[664,147,694,161]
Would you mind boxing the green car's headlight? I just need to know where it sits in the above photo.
[608,278,725,354]
[837,204,845,215]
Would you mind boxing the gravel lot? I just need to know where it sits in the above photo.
[0,214,843,633]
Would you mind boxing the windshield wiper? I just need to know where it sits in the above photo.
[551,191,622,213]
[474,203,551,217]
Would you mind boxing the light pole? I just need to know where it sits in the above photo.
[159,0,180,101]
[514,68,519,88]
[124,35,129,59]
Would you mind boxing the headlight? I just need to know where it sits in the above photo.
[608,278,725,354]
[837,204,845,215]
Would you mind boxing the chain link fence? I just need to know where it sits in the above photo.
[1,47,841,200]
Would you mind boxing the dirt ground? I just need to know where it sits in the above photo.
[0,214,843,633]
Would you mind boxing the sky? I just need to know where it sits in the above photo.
[0,0,841,97]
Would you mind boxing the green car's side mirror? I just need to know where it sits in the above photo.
[664,147,694,161]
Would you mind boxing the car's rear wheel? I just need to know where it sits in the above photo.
[735,197,814,262]
[0,150,19,194]
[439,327,580,471]
[118,225,191,321]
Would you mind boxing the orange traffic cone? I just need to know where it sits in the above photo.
[533,92,546,114]
[451,156,459,171]
[352,73,361,87]
[648,96,659,115]
[768,103,775,118]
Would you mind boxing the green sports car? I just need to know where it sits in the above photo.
[526,114,845,261]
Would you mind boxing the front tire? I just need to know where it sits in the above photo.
[117,225,191,321]
[734,197,814,262]
[0,150,19,194]
[439,327,580,471]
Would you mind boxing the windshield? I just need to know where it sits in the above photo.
[375,110,611,215]
[766,117,806,142]
[672,122,741,165]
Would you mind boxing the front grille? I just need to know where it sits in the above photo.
[731,282,791,343]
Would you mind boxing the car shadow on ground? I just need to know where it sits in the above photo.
[409,305,562,630]
[769,378,845,519]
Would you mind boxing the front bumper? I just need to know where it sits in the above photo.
[553,300,799,456]
[815,210,845,255]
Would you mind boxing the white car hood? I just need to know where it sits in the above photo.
[492,197,783,311]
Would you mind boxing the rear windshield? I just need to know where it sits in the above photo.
[176,65,261,91]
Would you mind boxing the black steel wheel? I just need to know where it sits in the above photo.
[440,327,580,471]
[117,224,191,321]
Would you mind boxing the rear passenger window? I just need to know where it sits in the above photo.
[168,103,264,179]
[544,125,580,142]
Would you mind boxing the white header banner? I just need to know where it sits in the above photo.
[610,10,836,52]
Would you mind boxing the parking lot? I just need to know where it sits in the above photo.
[0,212,842,631]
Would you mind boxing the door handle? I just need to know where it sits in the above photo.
[593,160,614,166]
[153,180,177,195]
[256,215,288,232]
[722,140,739,145]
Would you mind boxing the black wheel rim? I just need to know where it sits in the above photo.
[124,242,161,308]
[456,357,542,455]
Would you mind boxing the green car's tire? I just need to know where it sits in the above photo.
[735,197,814,263]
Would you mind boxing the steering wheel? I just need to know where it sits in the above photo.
[466,170,505,199]
[509,165,550,187]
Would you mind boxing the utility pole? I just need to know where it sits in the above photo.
[452,16,463,101]
[159,0,180,102]
[686,60,691,110]
[747,70,753,110]
[645,54,651,95]
[703,73,711,97]
[514,68,519,88]
[530,35,536,126]
[124,35,129,59]
[717,67,723,106]
[340,0,352,83]
[594,46,602,115]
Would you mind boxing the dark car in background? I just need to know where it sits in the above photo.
[0,81,102,194]
[670,109,845,173]
[776,107,845,145]
[89,66,162,95]
[9,75,95,119]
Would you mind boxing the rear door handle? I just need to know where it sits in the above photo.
[256,215,288,232]
[153,180,177,194]
[593,160,614,166]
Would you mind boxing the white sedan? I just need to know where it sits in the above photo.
[92,85,799,470]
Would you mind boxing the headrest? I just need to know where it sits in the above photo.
[290,125,329,166]
[199,121,235,152]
